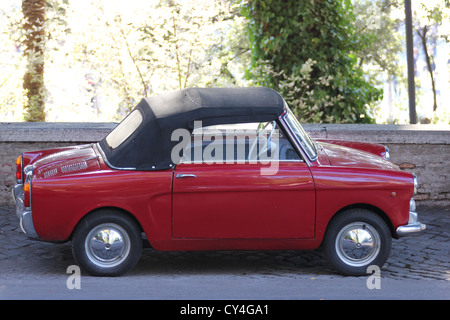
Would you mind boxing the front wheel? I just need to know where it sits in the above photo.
[323,209,392,276]
[72,210,142,276]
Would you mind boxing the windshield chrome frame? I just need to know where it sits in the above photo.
[279,104,318,162]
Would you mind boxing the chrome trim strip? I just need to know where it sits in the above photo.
[413,173,418,195]
[396,221,426,236]
[179,159,304,165]
[96,143,137,171]
[85,155,99,161]
[396,205,426,237]
[20,209,38,238]
[12,182,39,239]
[12,183,23,204]
[14,185,24,219]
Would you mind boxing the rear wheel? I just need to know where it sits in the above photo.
[72,210,142,276]
[323,209,391,276]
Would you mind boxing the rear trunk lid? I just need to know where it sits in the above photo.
[32,145,100,179]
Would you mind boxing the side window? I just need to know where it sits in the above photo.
[180,121,301,163]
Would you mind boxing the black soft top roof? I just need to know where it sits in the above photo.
[99,87,285,170]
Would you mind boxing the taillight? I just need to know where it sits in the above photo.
[16,155,22,182]
[24,181,31,207]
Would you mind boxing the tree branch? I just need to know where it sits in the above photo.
[121,29,148,97]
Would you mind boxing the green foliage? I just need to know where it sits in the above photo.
[0,0,249,121]
[242,0,383,123]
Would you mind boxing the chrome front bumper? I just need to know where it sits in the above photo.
[396,200,426,236]
[12,183,39,239]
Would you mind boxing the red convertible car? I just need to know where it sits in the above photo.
[12,87,425,276]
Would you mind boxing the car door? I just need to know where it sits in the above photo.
[171,121,315,239]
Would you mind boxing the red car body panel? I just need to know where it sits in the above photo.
[316,139,389,159]
[311,166,411,237]
[31,146,174,244]
[172,162,315,239]
[24,140,414,251]
[22,145,85,167]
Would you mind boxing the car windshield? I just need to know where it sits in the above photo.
[283,104,318,161]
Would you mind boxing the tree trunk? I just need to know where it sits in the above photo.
[417,25,438,112]
[22,0,46,122]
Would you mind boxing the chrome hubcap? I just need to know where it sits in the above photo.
[335,222,380,267]
[85,223,130,268]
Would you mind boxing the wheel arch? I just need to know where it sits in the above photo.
[327,203,396,238]
[68,206,145,241]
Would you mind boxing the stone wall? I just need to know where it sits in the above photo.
[1,122,449,206]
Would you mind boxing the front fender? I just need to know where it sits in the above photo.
[311,166,413,240]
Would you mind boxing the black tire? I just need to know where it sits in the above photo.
[72,209,142,276]
[323,209,392,276]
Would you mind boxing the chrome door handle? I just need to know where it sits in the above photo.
[176,173,197,179]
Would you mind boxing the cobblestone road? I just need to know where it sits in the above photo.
[0,205,448,281]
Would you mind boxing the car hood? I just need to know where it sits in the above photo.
[318,142,399,171]
[32,145,100,179]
